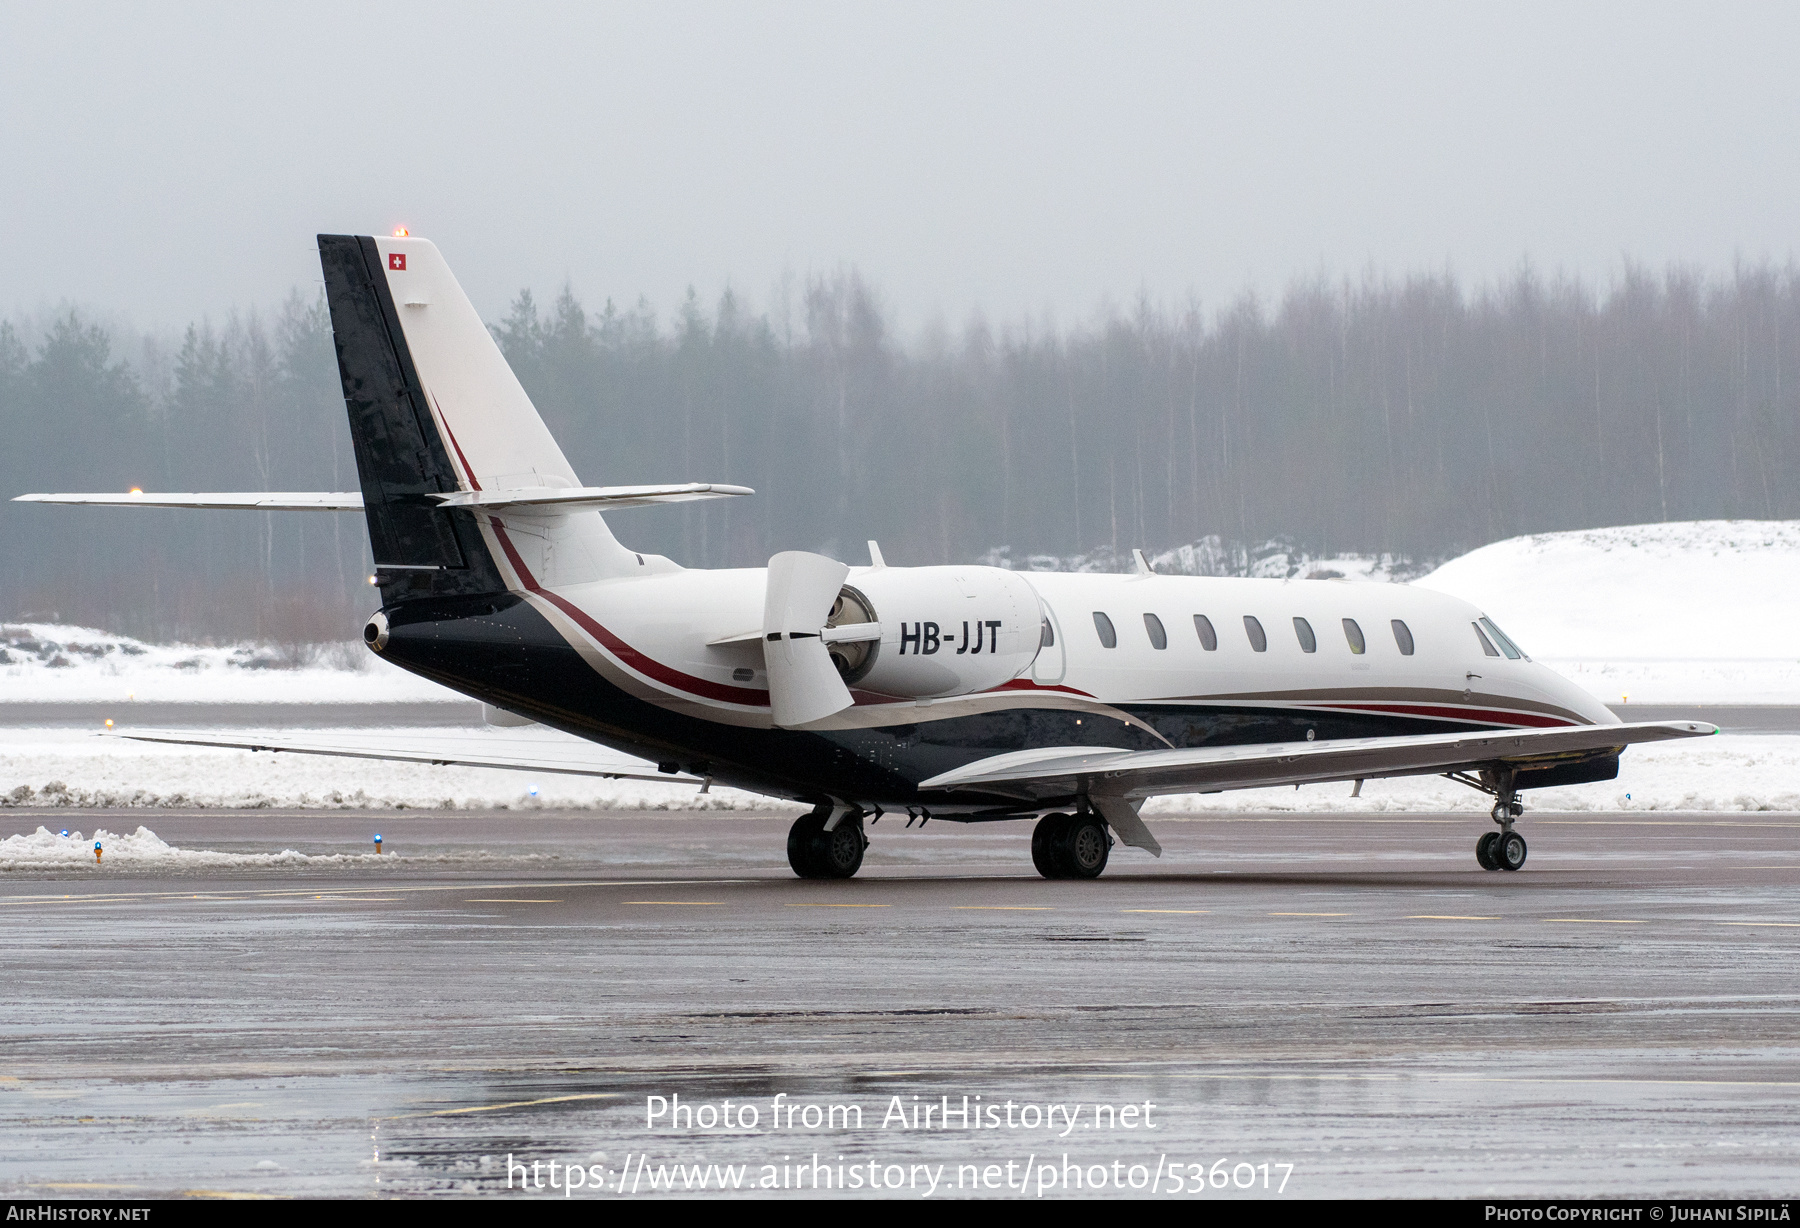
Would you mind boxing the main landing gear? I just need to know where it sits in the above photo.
[1031,811,1112,880]
[787,805,867,879]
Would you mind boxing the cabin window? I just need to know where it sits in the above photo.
[1193,614,1218,651]
[1480,616,1525,660]
[1243,615,1267,652]
[1473,622,1501,656]
[1293,617,1317,653]
[1040,618,1055,648]
[1093,611,1117,648]
[1143,613,1167,650]
[1342,618,1365,654]
[1391,619,1414,655]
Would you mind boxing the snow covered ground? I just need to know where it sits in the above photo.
[0,621,458,704]
[1414,519,1800,704]
[0,726,1789,833]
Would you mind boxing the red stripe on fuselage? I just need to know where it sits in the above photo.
[487,519,772,708]
[1295,700,1577,729]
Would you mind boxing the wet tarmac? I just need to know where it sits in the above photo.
[2,808,1797,1199]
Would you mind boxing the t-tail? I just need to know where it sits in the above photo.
[13,233,753,607]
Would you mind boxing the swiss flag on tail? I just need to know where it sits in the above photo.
[389,253,406,271]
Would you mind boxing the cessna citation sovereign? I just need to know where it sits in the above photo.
[17,234,1714,880]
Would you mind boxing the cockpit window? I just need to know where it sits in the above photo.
[1093,611,1117,648]
[1243,615,1267,652]
[1193,614,1218,651]
[1479,616,1525,660]
[1143,613,1167,650]
[1040,618,1055,648]
[1342,618,1365,654]
[1391,619,1414,655]
[1473,622,1501,657]
[1292,617,1317,653]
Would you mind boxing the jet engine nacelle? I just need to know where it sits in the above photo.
[847,566,1041,698]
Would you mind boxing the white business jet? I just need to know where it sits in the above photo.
[15,234,1714,879]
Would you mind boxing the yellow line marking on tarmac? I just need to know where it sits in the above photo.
[1543,918,1648,924]
[787,903,891,908]
[467,899,562,904]
[35,1184,142,1191]
[1408,915,1501,920]
[626,900,724,906]
[180,1190,277,1200]
[1269,912,1350,916]
[951,906,1054,911]
[396,1092,622,1118]
[1122,909,1211,914]
[1718,921,1800,928]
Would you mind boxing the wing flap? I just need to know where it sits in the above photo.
[109,728,701,784]
[919,720,1717,800]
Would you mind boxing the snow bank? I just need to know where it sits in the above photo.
[1415,519,1800,703]
[0,727,1790,816]
[0,622,459,704]
[1143,733,1800,815]
[0,824,566,872]
[0,728,780,813]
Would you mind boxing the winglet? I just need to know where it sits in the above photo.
[1131,548,1154,576]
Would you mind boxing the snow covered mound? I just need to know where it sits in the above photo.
[0,622,461,704]
[0,824,565,872]
[0,729,781,813]
[1414,520,1800,703]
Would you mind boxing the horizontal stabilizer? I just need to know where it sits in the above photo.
[429,483,753,511]
[109,728,702,785]
[14,492,365,510]
[919,720,1717,800]
[14,484,753,514]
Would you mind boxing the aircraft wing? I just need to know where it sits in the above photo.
[108,728,703,785]
[14,492,366,510]
[919,720,1717,801]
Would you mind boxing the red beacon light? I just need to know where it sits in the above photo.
[393,227,409,237]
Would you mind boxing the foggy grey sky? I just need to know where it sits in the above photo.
[5,0,1799,334]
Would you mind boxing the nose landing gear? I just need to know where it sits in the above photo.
[1479,781,1527,871]
[1452,767,1528,871]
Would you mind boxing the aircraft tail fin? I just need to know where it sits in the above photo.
[318,233,636,596]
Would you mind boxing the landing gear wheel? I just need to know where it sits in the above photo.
[787,810,867,879]
[1032,813,1073,878]
[1058,815,1112,880]
[1494,830,1527,871]
[1476,830,1500,870]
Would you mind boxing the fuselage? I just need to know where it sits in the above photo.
[375,555,1615,815]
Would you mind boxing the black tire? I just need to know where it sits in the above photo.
[787,812,823,878]
[1032,813,1072,878]
[1058,815,1111,880]
[787,810,866,879]
[1495,830,1527,871]
[1476,830,1500,870]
